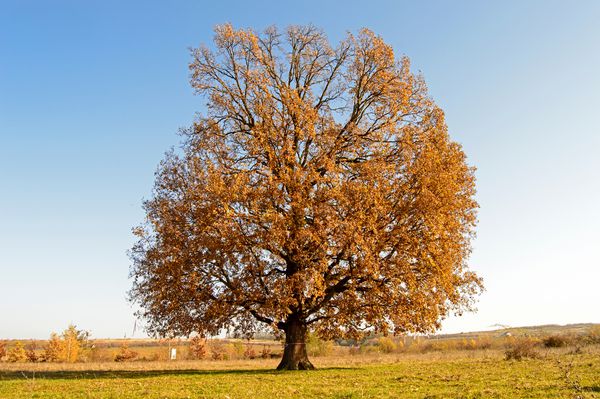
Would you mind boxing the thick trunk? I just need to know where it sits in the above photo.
[276,314,315,370]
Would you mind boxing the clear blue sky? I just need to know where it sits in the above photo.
[1,0,599,339]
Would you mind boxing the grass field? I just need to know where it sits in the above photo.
[1,348,599,398]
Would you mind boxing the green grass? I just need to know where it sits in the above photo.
[1,350,599,398]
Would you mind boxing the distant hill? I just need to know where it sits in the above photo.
[434,323,599,340]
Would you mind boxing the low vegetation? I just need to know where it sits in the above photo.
[504,337,540,360]
[1,324,599,364]
[113,344,138,362]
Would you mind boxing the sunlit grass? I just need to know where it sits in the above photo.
[1,348,599,398]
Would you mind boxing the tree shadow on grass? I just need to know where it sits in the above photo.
[0,366,357,381]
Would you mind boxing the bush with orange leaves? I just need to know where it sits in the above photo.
[114,344,138,362]
[0,341,6,361]
[505,337,539,360]
[188,335,207,360]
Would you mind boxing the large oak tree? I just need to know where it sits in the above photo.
[130,24,482,370]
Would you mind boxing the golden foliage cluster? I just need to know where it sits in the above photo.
[7,342,27,363]
[44,325,89,363]
[114,344,138,362]
[188,335,207,360]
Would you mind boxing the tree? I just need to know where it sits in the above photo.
[130,24,482,370]
[7,341,27,363]
[62,324,86,363]
[188,335,207,359]
[43,325,88,363]
[25,341,39,362]
[44,333,65,362]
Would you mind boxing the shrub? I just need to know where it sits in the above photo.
[211,347,224,360]
[0,341,6,360]
[427,340,448,352]
[114,344,138,362]
[543,335,569,348]
[243,345,256,359]
[222,343,236,360]
[233,341,245,358]
[586,326,600,345]
[209,342,228,360]
[477,337,493,350]
[505,338,539,360]
[188,336,206,360]
[260,346,271,359]
[7,342,27,363]
[44,333,66,362]
[377,337,397,353]
[307,334,333,357]
[406,337,428,353]
[25,350,38,363]
[25,342,39,362]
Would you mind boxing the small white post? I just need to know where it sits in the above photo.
[170,348,177,360]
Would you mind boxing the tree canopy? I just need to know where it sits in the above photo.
[129,24,482,369]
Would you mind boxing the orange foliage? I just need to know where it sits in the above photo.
[188,335,207,359]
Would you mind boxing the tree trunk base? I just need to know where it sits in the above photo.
[276,358,315,370]
[277,314,315,370]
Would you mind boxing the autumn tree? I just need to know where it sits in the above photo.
[188,335,207,359]
[130,24,481,370]
[62,324,85,363]
[44,333,65,362]
[43,325,88,363]
[7,342,27,363]
[25,341,39,362]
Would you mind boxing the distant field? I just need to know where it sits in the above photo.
[5,323,599,362]
[1,348,599,398]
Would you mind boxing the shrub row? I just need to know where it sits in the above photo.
[0,325,88,363]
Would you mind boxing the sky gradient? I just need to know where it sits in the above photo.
[1,0,599,339]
